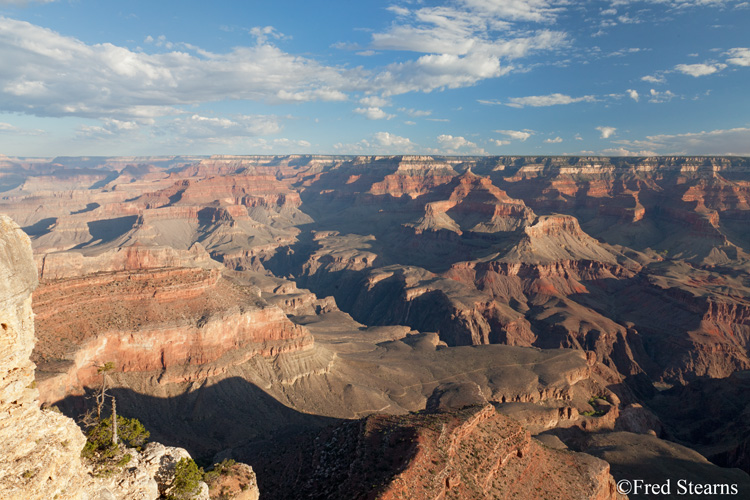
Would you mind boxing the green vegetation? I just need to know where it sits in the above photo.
[581,396,609,417]
[203,458,236,483]
[167,458,204,500]
[81,415,149,476]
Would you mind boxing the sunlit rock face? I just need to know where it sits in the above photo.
[0,215,94,499]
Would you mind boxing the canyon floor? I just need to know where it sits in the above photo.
[2,154,750,499]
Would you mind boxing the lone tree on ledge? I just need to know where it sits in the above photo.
[92,361,117,444]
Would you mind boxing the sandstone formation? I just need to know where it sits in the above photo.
[3,154,750,497]
[0,215,255,500]
[254,404,624,500]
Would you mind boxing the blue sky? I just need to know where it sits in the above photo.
[0,0,748,157]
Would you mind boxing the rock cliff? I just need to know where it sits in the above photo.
[0,215,257,500]
[255,404,624,500]
[0,214,94,499]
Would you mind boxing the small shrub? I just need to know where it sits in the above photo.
[116,416,150,450]
[168,458,203,500]
[214,458,236,476]
[117,454,132,467]
[82,416,149,476]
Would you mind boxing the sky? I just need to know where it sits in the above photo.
[0,0,748,157]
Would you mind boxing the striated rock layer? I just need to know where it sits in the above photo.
[0,215,256,500]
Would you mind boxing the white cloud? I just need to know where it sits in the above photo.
[365,2,568,95]
[596,126,617,139]
[674,62,727,77]
[477,99,503,105]
[495,129,534,141]
[641,74,666,84]
[611,0,732,7]
[248,26,287,44]
[333,132,414,153]
[544,136,563,143]
[436,134,486,154]
[614,127,750,155]
[505,93,596,108]
[373,131,412,148]
[626,89,639,101]
[725,47,750,66]
[273,138,311,148]
[400,108,432,117]
[0,17,358,120]
[459,0,566,22]
[491,139,511,146]
[168,114,282,142]
[374,52,509,95]
[360,95,389,107]
[648,89,676,103]
[601,147,657,156]
[0,121,44,135]
[354,107,395,120]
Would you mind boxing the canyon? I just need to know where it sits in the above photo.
[1,154,750,498]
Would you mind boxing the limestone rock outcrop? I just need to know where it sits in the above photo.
[0,215,250,500]
[0,214,94,499]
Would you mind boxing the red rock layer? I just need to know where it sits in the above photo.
[257,405,622,500]
[32,267,312,402]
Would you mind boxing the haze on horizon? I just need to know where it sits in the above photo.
[0,0,748,157]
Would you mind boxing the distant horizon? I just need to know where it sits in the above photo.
[0,153,750,160]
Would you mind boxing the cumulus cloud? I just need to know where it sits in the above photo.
[371,5,566,57]
[366,2,568,94]
[495,129,534,141]
[611,0,732,7]
[168,114,282,141]
[436,134,486,154]
[359,95,389,107]
[641,74,666,84]
[544,136,563,143]
[674,62,727,77]
[648,89,676,103]
[626,89,639,101]
[354,107,395,120]
[614,127,750,155]
[490,139,511,146]
[596,126,617,139]
[373,131,412,148]
[272,138,312,148]
[459,0,567,23]
[725,47,750,66]
[0,17,357,120]
[333,132,414,153]
[505,93,596,108]
[601,147,657,156]
[400,108,432,117]
[374,52,509,95]
[0,121,44,135]
[0,8,574,125]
